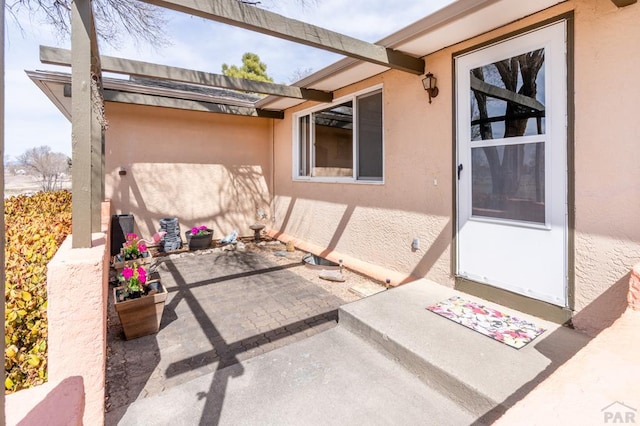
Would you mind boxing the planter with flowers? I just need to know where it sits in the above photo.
[185,226,213,251]
[113,264,167,340]
[113,233,153,269]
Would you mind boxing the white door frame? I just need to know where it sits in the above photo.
[455,20,569,307]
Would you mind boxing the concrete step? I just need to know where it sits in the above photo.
[108,326,475,426]
[339,279,591,422]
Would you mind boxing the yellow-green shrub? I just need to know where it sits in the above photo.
[4,190,72,393]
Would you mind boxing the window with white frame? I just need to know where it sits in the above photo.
[294,87,383,182]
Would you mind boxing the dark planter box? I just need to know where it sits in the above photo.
[185,229,213,251]
[110,214,134,256]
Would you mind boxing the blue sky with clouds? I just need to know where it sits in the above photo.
[5,0,453,160]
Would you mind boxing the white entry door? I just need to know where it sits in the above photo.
[456,21,568,307]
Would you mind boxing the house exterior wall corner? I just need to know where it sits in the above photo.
[628,264,640,311]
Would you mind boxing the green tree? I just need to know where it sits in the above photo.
[222,52,274,83]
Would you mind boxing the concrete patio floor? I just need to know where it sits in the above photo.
[106,256,597,426]
[105,249,360,424]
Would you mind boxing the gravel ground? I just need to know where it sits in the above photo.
[248,239,386,302]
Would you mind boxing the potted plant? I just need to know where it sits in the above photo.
[185,225,213,251]
[113,263,167,340]
[113,233,153,269]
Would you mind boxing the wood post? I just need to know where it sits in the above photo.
[71,0,104,247]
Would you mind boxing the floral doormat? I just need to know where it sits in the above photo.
[426,296,546,349]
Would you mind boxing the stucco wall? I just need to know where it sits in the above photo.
[105,103,273,240]
[273,70,454,287]
[272,0,640,334]
[571,0,640,333]
[46,233,110,424]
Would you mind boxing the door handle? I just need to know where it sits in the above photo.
[457,164,464,180]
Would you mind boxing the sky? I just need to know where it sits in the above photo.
[4,0,454,161]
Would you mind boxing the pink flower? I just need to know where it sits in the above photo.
[122,267,134,279]
[190,225,210,236]
[126,233,138,241]
[138,243,147,253]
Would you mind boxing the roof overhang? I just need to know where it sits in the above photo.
[257,0,566,110]
[27,70,284,120]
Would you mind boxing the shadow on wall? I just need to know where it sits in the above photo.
[14,376,85,426]
[571,273,630,336]
[410,218,452,279]
[273,195,452,285]
[109,163,270,239]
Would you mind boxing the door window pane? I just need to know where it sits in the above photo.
[471,142,545,223]
[470,48,546,141]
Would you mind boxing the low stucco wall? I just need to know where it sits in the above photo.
[5,377,85,426]
[494,309,640,425]
[104,103,273,241]
[495,268,640,424]
[46,231,109,426]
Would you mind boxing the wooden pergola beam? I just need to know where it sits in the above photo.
[138,0,425,75]
[41,46,333,103]
[470,75,545,112]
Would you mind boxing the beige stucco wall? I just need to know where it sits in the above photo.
[272,0,640,334]
[105,103,273,240]
[571,0,640,333]
[272,70,454,287]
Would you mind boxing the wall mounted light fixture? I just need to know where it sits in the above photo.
[422,72,439,104]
